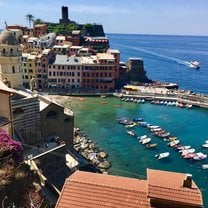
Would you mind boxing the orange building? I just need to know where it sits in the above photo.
[56,169,203,208]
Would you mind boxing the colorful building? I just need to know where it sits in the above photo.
[0,81,14,137]
[0,30,23,88]
[21,52,37,88]
[36,49,54,89]
[48,55,82,89]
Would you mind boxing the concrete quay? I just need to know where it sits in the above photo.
[114,86,208,109]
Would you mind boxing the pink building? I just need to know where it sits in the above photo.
[36,49,54,89]
[48,55,82,89]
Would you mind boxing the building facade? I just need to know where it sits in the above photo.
[0,81,14,137]
[0,30,23,88]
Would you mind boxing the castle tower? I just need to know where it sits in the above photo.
[0,30,23,88]
[60,6,70,23]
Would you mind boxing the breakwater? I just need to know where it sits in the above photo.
[114,86,208,108]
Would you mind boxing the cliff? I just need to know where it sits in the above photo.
[116,58,152,88]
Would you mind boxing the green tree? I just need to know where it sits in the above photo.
[33,18,44,25]
[25,14,34,28]
[48,23,78,35]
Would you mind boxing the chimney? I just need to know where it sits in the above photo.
[183,174,192,188]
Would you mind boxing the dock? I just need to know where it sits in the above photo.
[114,86,208,108]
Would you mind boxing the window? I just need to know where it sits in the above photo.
[12,66,15,73]
[46,111,58,118]
[64,118,71,122]
[13,108,24,116]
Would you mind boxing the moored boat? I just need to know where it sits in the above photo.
[176,145,191,150]
[202,143,208,148]
[155,152,170,160]
[146,143,157,148]
[168,140,180,147]
[138,135,147,141]
[140,137,151,144]
[193,152,207,160]
[202,164,208,169]
[127,130,136,137]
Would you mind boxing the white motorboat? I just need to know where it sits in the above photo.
[193,152,207,160]
[202,143,208,148]
[155,152,170,160]
[177,145,191,150]
[180,148,195,155]
[141,138,151,145]
[138,135,147,141]
[168,140,180,147]
[190,60,200,69]
[127,130,136,137]
[202,164,208,169]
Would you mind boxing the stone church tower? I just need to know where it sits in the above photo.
[0,30,23,88]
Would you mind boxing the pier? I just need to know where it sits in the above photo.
[114,85,208,108]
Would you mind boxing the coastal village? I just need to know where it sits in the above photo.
[0,5,206,208]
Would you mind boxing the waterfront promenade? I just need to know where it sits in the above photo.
[114,86,208,108]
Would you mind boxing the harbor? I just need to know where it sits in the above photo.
[64,95,208,206]
[114,85,208,108]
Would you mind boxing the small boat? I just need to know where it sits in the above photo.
[180,148,196,155]
[146,143,157,148]
[185,104,193,108]
[127,130,136,137]
[202,164,208,169]
[138,122,149,127]
[140,138,151,145]
[151,128,163,132]
[177,145,191,150]
[182,153,197,159]
[190,60,200,69]
[148,125,160,129]
[138,135,147,141]
[168,140,180,147]
[202,143,208,148]
[155,152,170,160]
[165,137,177,142]
[193,152,207,160]
[132,117,143,122]
[154,132,170,138]
[125,122,137,128]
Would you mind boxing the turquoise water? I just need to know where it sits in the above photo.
[73,97,208,206]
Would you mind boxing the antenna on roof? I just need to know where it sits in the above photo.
[4,20,8,29]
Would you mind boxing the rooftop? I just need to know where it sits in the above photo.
[147,169,203,207]
[0,80,14,94]
[53,55,81,65]
[0,29,19,45]
[56,169,203,208]
[55,170,150,208]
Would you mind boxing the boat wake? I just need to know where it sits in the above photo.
[114,43,193,68]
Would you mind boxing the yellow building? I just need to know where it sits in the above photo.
[0,30,23,88]
[0,80,14,137]
[22,53,37,88]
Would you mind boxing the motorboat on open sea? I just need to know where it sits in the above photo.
[190,60,200,69]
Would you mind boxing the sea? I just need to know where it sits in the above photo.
[72,34,208,206]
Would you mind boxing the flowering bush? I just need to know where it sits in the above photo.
[0,128,23,161]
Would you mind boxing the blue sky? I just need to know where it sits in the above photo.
[1,0,208,35]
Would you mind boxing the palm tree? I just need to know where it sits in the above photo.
[25,14,34,28]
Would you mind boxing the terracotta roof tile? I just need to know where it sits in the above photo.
[56,171,151,208]
[147,169,203,206]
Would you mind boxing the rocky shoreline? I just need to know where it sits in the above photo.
[73,128,111,173]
